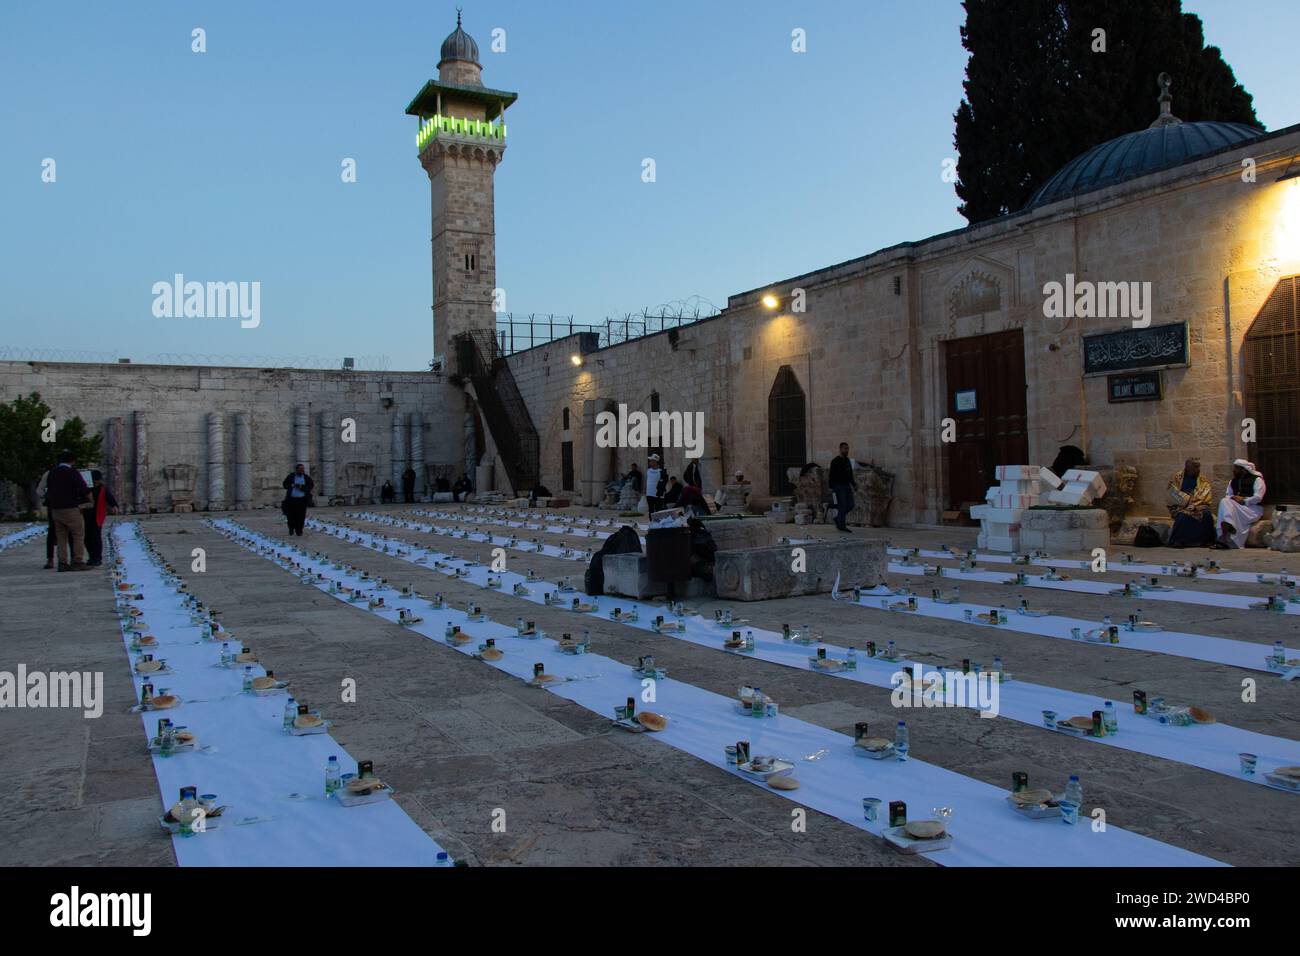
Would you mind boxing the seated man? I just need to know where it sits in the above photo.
[1214,459,1266,549]
[663,476,683,505]
[452,475,472,501]
[380,480,396,504]
[687,517,717,583]
[678,480,711,516]
[1166,458,1214,548]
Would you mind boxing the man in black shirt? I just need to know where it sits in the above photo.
[829,442,855,532]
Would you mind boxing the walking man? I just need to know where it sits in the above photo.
[829,442,856,532]
[282,463,315,536]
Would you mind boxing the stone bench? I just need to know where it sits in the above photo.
[713,539,886,602]
[1018,508,1109,553]
[601,552,711,600]
[697,516,778,551]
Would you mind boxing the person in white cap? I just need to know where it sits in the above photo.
[645,453,666,515]
[1213,459,1266,549]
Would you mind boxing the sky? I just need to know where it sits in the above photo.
[2,1,1297,370]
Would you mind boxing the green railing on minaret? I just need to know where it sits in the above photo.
[417,114,507,151]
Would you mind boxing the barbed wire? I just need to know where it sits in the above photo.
[0,346,392,371]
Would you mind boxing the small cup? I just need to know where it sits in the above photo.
[725,745,738,765]
[963,609,973,622]
[1042,709,1057,728]
[1070,627,1083,640]
[862,798,882,822]
[614,705,627,721]
[1240,753,1258,776]
[199,793,218,811]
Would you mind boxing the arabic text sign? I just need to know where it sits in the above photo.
[1082,322,1187,375]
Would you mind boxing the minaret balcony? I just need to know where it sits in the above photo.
[417,114,507,152]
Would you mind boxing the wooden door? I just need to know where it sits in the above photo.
[944,329,1028,512]
[561,441,575,492]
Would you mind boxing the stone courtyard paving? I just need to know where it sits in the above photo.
[2,503,1297,866]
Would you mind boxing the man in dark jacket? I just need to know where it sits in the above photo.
[829,442,855,532]
[402,466,417,503]
[282,464,315,536]
[47,450,92,570]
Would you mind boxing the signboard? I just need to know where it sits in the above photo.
[954,389,977,412]
[1082,322,1188,376]
[1107,370,1162,403]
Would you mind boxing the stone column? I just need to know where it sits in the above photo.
[207,412,226,511]
[409,411,424,499]
[581,400,598,506]
[318,411,336,500]
[233,412,252,509]
[463,406,478,485]
[132,411,150,514]
[105,417,126,513]
[391,412,407,489]
[293,406,310,472]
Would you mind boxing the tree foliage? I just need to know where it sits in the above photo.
[954,0,1258,223]
[0,392,104,512]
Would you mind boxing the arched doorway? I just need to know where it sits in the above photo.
[1244,275,1300,502]
[768,365,807,495]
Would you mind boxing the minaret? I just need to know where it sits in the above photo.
[406,11,517,363]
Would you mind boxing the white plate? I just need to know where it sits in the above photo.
[288,719,330,736]
[1263,771,1300,792]
[1005,795,1061,819]
[881,825,952,854]
[737,758,793,779]
[853,743,896,760]
[335,784,394,807]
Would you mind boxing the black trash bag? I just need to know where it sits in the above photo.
[585,525,643,596]
[1049,445,1087,478]
[1133,525,1163,548]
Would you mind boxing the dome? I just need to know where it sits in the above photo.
[438,13,480,68]
[1025,120,1263,209]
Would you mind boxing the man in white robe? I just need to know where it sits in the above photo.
[1214,459,1266,549]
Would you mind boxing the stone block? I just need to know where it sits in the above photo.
[602,553,666,599]
[1021,508,1108,553]
[713,539,886,601]
[1115,516,1170,544]
[1269,510,1300,553]
[698,517,778,551]
[1246,520,1272,549]
[984,533,1020,552]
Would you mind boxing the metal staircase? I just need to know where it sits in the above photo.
[454,330,540,493]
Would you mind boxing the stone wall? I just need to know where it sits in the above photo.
[0,361,464,512]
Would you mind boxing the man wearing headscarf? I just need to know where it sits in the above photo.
[1214,459,1266,549]
[1165,458,1214,548]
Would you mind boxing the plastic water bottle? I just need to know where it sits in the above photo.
[1103,701,1118,735]
[1274,641,1286,664]
[847,646,857,669]
[325,756,341,796]
[241,666,253,692]
[1064,775,1083,808]
[992,656,1003,677]
[220,642,231,665]
[435,851,452,867]
[894,721,909,761]
[283,697,297,731]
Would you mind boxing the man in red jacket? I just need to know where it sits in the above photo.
[46,450,92,571]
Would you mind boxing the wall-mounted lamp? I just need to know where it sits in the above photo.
[570,354,583,367]
[761,293,780,310]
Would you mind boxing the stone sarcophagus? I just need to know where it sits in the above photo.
[713,538,886,601]
[343,462,376,505]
